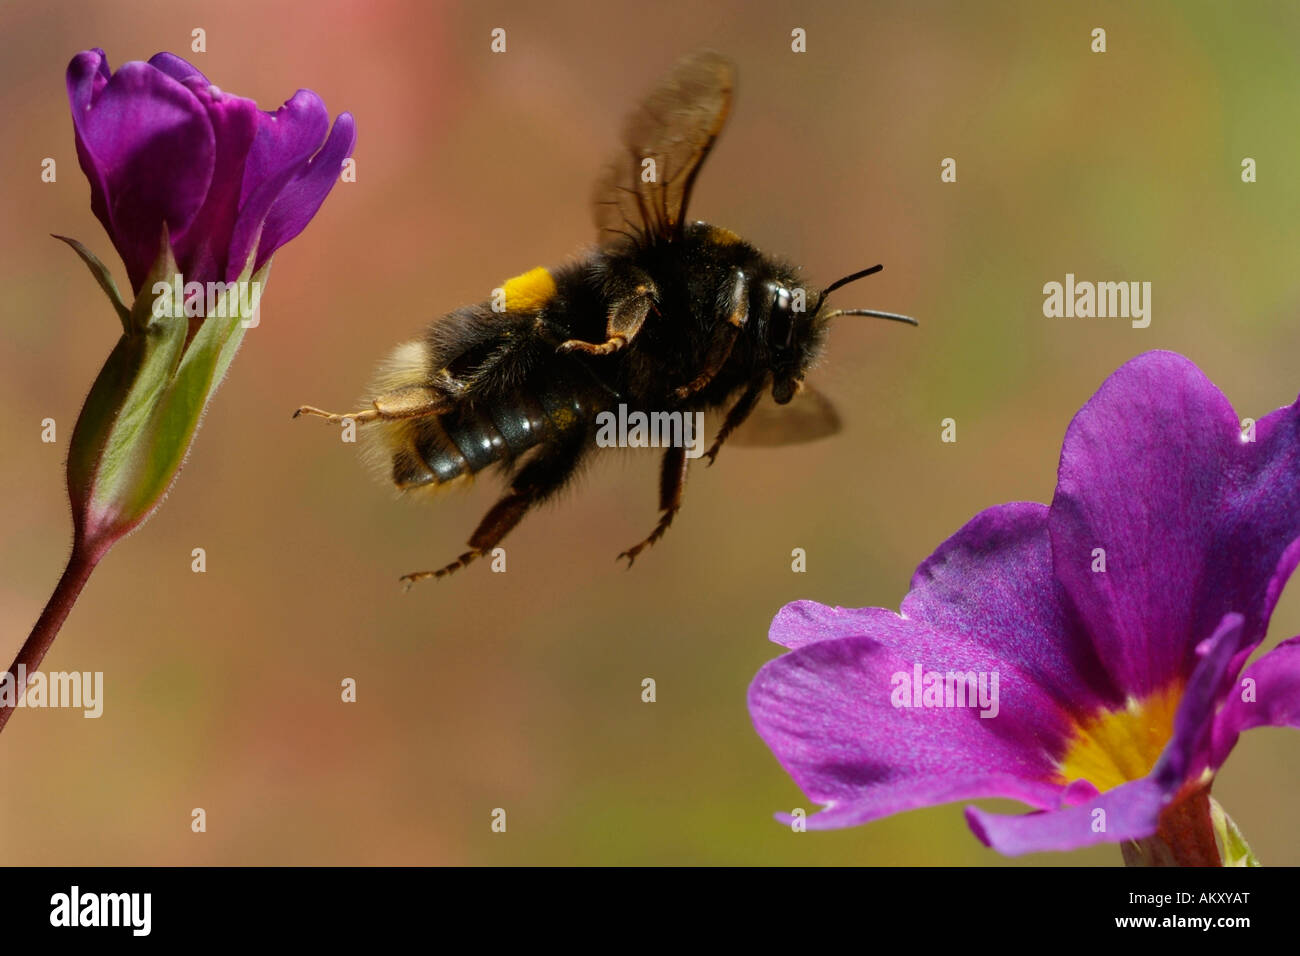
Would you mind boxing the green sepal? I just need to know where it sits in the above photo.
[67,236,185,541]
[66,236,270,549]
[52,234,132,333]
[131,254,269,514]
[1210,796,1261,867]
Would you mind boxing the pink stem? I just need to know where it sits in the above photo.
[0,545,101,735]
[1121,784,1222,867]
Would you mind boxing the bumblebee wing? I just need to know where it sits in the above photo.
[727,384,842,447]
[593,51,735,248]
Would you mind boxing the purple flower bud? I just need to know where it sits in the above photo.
[3,49,358,739]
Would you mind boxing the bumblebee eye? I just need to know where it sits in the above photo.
[768,284,794,348]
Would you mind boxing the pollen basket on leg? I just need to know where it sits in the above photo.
[501,266,557,312]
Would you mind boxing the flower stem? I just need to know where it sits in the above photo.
[0,545,101,735]
[1121,784,1222,866]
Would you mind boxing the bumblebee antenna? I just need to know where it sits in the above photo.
[814,263,917,325]
[822,308,918,326]
[821,264,883,298]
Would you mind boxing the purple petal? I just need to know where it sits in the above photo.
[226,90,330,278]
[146,51,209,87]
[770,503,1121,715]
[66,48,111,102]
[788,774,1064,831]
[66,50,114,245]
[1048,350,1300,698]
[748,628,1078,830]
[769,601,865,651]
[67,57,214,291]
[1150,613,1247,785]
[902,502,1121,714]
[1218,400,1300,679]
[1060,777,1101,805]
[1212,635,1300,765]
[167,82,261,284]
[239,90,330,207]
[250,111,356,273]
[965,776,1169,855]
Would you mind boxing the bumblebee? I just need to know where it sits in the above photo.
[296,52,915,585]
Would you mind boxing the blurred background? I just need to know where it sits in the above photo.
[1,0,1298,866]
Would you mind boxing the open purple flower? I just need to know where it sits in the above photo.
[67,48,355,292]
[749,351,1300,861]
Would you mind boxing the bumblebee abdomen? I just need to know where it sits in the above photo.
[378,386,590,492]
[395,399,538,488]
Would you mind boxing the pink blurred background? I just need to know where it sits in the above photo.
[1,0,1298,864]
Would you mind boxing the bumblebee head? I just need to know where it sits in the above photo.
[763,264,916,404]
[761,277,819,404]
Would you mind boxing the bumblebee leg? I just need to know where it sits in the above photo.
[558,278,655,356]
[400,436,585,586]
[618,444,688,567]
[703,378,764,466]
[294,405,378,425]
[294,386,449,425]
[674,270,749,399]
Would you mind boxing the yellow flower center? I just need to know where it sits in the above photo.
[1057,684,1183,792]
